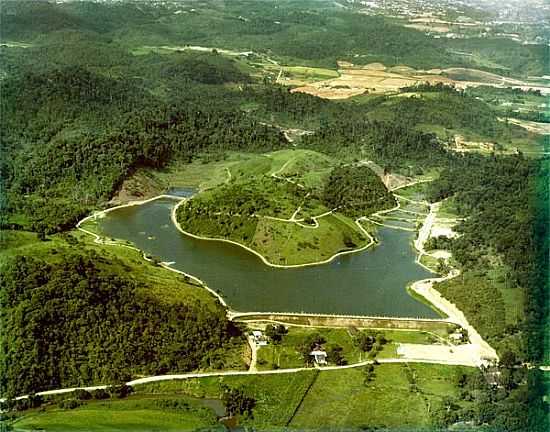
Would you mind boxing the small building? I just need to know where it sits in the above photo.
[450,332,464,342]
[252,331,268,346]
[310,350,328,365]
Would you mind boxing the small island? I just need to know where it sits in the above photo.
[174,150,395,266]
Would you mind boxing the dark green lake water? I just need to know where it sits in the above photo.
[99,197,437,318]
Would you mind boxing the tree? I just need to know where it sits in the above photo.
[363,364,376,384]
[221,386,255,417]
[265,324,287,344]
[326,343,347,366]
[499,350,518,369]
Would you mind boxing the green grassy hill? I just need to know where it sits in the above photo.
[175,150,390,266]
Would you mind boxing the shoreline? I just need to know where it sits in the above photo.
[76,195,229,309]
[76,194,440,322]
[170,199,377,270]
[8,192,500,402]
[76,191,495,362]
[408,201,499,364]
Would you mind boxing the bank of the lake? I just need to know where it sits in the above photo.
[97,197,437,318]
[170,199,376,270]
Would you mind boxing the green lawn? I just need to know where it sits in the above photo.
[249,213,368,266]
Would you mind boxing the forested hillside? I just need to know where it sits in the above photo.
[302,119,447,170]
[1,0,545,75]
[428,155,547,362]
[0,66,285,233]
[0,251,242,397]
[375,88,529,144]
[425,154,548,431]
[323,165,395,217]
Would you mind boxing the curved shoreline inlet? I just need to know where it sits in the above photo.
[97,195,437,318]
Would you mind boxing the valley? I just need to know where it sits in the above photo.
[0,1,547,431]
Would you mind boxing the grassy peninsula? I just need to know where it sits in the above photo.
[175,150,394,266]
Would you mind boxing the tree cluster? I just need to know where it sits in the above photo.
[323,165,395,217]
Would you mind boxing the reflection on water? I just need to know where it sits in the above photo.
[99,198,437,318]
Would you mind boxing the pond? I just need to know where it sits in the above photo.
[99,197,437,318]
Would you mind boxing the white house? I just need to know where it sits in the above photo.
[252,330,268,346]
[310,350,327,365]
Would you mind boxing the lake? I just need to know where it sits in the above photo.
[99,197,437,318]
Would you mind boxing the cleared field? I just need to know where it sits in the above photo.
[264,64,340,85]
[291,62,453,99]
[291,61,550,100]
[11,397,221,432]
[271,149,335,190]
[134,371,318,428]
[290,364,472,429]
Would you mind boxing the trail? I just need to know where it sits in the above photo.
[247,335,258,372]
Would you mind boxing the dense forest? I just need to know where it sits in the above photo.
[302,118,447,170]
[1,0,545,75]
[429,154,547,362]
[0,65,286,233]
[322,165,395,217]
[0,252,242,397]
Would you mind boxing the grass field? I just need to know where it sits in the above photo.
[249,213,369,266]
[289,364,472,429]
[10,364,474,431]
[11,397,221,432]
[134,371,319,428]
